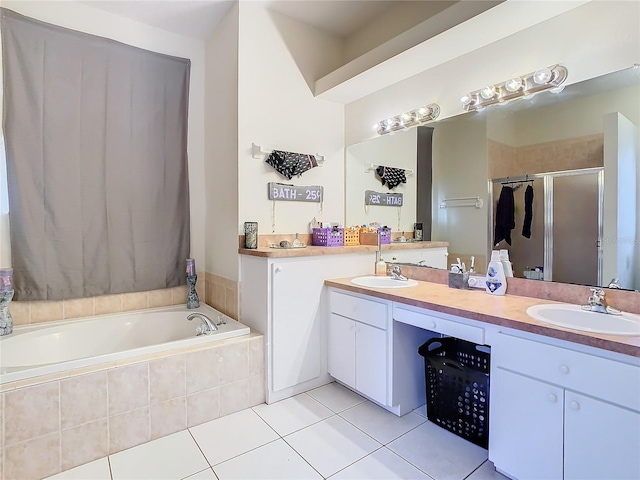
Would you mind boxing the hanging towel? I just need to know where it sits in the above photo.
[375,166,406,190]
[494,186,515,246]
[265,150,318,180]
[522,184,534,238]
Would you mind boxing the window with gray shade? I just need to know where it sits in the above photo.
[1,8,191,301]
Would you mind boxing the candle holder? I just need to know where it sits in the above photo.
[1,268,14,336]
[186,274,200,309]
[244,222,258,249]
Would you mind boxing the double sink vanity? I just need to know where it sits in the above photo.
[239,242,640,480]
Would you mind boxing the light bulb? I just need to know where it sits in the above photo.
[461,94,473,106]
[480,86,496,99]
[533,68,553,85]
[550,85,565,94]
[385,118,394,127]
[505,77,523,92]
[401,113,411,122]
[417,107,428,116]
[373,123,380,131]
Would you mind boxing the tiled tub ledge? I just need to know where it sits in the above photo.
[0,332,265,480]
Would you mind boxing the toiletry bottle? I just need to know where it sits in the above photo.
[499,249,514,277]
[375,257,387,275]
[486,250,507,295]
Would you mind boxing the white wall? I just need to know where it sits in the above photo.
[237,2,345,235]
[205,3,239,281]
[431,115,489,256]
[344,1,455,63]
[0,1,206,272]
[345,129,417,232]
[512,84,640,146]
[345,0,640,146]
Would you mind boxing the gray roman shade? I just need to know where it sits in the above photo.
[1,8,191,301]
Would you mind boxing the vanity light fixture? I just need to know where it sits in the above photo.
[374,103,440,135]
[461,65,568,112]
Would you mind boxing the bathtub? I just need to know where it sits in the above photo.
[0,304,250,384]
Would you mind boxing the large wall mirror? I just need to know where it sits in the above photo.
[345,65,640,291]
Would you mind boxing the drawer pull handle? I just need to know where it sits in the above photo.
[570,401,580,411]
[275,266,283,273]
[548,393,558,403]
[559,365,570,374]
[431,321,437,329]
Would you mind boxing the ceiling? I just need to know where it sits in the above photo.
[80,0,435,41]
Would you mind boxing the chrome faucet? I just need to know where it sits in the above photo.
[187,312,219,335]
[581,287,621,315]
[608,278,622,289]
[387,264,408,281]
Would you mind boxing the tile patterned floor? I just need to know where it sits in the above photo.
[46,383,508,480]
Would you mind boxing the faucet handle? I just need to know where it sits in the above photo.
[608,278,621,289]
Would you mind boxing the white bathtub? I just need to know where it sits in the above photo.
[0,304,250,384]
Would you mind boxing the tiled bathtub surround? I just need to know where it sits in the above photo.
[8,278,206,327]
[488,134,603,179]
[204,273,239,320]
[0,333,264,480]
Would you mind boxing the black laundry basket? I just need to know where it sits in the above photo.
[418,337,490,448]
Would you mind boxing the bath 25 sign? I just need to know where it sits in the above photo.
[268,182,323,203]
[365,190,403,206]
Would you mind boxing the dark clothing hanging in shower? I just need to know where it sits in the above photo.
[494,186,515,246]
[522,184,534,238]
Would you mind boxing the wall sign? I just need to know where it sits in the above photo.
[365,190,403,206]
[268,182,323,203]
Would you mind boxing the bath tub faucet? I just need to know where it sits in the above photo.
[187,312,218,335]
[581,287,621,315]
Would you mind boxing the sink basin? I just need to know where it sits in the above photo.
[526,304,640,336]
[351,276,418,289]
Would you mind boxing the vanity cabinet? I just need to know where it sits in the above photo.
[240,253,372,403]
[386,246,448,268]
[489,332,640,480]
[328,290,390,405]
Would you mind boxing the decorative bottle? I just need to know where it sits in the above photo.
[186,258,200,309]
[0,268,14,336]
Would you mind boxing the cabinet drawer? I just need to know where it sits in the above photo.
[493,333,640,411]
[393,304,484,344]
[330,291,388,330]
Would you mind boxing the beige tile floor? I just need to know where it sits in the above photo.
[46,382,508,480]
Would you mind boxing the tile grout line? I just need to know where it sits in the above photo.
[463,458,490,479]
[186,428,213,469]
[57,381,62,475]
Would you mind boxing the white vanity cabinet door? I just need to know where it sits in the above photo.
[328,313,356,389]
[420,247,448,269]
[355,321,387,405]
[564,391,640,480]
[328,290,390,407]
[489,367,564,480]
[271,260,322,392]
[387,247,448,268]
[490,331,640,480]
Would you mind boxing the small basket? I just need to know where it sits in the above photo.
[358,227,392,245]
[418,337,490,448]
[378,227,391,244]
[312,227,344,247]
[343,229,360,246]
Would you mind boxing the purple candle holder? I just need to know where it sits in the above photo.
[186,258,196,276]
[0,268,12,291]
